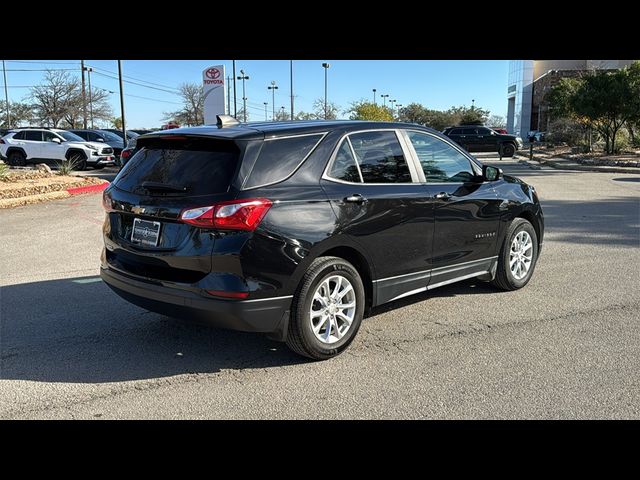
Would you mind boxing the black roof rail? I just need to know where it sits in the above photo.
[13,126,53,130]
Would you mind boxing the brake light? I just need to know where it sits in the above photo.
[102,191,114,212]
[121,149,132,159]
[180,198,273,231]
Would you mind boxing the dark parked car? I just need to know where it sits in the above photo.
[101,117,544,359]
[103,129,140,143]
[69,129,125,159]
[117,137,140,168]
[443,125,523,157]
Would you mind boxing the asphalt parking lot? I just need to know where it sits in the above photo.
[1,154,639,419]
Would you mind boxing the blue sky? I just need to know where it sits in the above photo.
[2,60,509,128]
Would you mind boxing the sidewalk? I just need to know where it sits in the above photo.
[516,152,640,174]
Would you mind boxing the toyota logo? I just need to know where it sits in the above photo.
[205,68,221,80]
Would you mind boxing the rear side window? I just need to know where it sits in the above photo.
[24,131,43,141]
[449,129,462,135]
[349,131,411,183]
[113,138,240,196]
[328,140,362,183]
[12,131,26,140]
[243,134,323,189]
[462,128,477,135]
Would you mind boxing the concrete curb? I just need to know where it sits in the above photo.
[519,155,640,174]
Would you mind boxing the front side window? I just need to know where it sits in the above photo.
[462,128,477,135]
[59,131,86,142]
[407,131,477,183]
[348,131,412,183]
[43,131,60,142]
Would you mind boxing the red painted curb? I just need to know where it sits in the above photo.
[66,181,109,196]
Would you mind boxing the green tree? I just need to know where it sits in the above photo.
[449,105,490,125]
[0,100,34,128]
[347,100,393,121]
[295,111,317,120]
[112,117,123,129]
[397,103,431,125]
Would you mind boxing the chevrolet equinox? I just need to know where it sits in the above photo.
[101,117,544,360]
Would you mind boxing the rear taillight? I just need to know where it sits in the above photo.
[121,149,132,159]
[180,198,273,231]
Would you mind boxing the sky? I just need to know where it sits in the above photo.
[2,60,509,128]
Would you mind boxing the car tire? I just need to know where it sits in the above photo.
[491,218,538,291]
[286,256,365,360]
[501,143,516,157]
[8,150,26,167]
[68,152,86,171]
[93,164,105,170]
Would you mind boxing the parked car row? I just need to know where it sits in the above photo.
[0,127,140,170]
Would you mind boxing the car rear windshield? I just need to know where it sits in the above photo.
[113,137,240,197]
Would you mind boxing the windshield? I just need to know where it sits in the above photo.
[59,131,86,142]
[99,131,124,142]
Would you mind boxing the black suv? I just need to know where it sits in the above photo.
[443,125,523,157]
[101,117,544,360]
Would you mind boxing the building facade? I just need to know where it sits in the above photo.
[506,60,636,139]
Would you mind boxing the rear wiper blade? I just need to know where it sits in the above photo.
[140,181,188,192]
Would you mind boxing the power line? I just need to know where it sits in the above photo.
[88,65,181,92]
[4,68,78,72]
[91,70,180,95]
[6,60,81,65]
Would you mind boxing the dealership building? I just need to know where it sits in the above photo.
[506,60,636,139]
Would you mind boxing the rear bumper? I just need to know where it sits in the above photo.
[89,155,116,166]
[100,266,292,335]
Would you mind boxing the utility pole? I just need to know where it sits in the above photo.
[290,60,294,120]
[86,67,94,128]
[117,60,127,146]
[226,76,231,115]
[80,60,88,129]
[232,60,237,119]
[2,60,10,128]
[322,63,330,119]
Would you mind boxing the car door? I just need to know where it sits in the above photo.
[22,130,44,159]
[460,127,480,151]
[42,131,67,162]
[474,127,498,152]
[446,128,464,148]
[320,129,436,305]
[404,130,503,287]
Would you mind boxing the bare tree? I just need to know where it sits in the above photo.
[486,114,506,128]
[63,87,112,128]
[163,83,204,126]
[30,70,80,127]
[1,100,34,128]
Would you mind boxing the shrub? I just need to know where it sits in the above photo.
[546,118,584,145]
[0,161,9,179]
[56,157,78,176]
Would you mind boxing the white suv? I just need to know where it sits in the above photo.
[0,128,116,170]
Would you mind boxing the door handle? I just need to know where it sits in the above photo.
[344,194,367,204]
[434,192,452,200]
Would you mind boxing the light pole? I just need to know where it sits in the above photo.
[237,69,249,122]
[80,60,87,128]
[263,102,268,121]
[117,60,126,147]
[471,99,475,110]
[85,66,94,128]
[280,106,285,120]
[2,60,10,128]
[390,99,396,117]
[322,62,330,119]
[232,60,237,118]
[268,81,278,120]
[290,60,294,120]
[380,94,389,107]
[372,88,377,105]
[396,104,403,119]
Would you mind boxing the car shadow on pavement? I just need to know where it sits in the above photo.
[0,277,306,384]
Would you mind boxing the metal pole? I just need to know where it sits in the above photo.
[232,60,237,118]
[227,76,231,116]
[80,60,87,129]
[290,60,294,120]
[264,102,268,121]
[321,63,330,119]
[241,74,247,122]
[117,60,127,147]
[87,67,94,128]
[373,88,376,105]
[2,60,10,128]
[272,87,275,120]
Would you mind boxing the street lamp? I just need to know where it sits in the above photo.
[396,104,403,118]
[372,88,377,105]
[390,99,396,116]
[263,102,268,121]
[380,94,389,107]
[236,69,250,122]
[322,62,330,119]
[280,106,285,120]
[267,81,278,121]
[83,66,94,128]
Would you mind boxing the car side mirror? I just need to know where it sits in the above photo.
[96,138,105,142]
[483,165,502,182]
[50,137,61,144]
